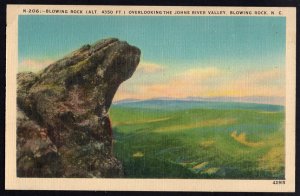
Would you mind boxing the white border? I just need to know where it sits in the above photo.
[6,5,296,192]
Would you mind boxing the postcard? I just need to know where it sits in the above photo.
[6,5,296,192]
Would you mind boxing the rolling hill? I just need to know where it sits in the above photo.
[110,99,285,179]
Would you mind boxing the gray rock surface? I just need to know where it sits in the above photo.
[17,38,141,177]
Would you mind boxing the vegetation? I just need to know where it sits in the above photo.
[110,101,285,179]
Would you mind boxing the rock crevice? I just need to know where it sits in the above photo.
[17,38,141,177]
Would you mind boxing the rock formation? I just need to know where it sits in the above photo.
[17,38,141,177]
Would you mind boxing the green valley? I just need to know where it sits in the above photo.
[110,100,285,179]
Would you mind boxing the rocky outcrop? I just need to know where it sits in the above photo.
[17,38,141,177]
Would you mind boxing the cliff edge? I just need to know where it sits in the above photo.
[17,38,141,177]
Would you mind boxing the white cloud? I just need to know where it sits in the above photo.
[114,67,225,100]
[18,59,54,73]
[135,61,165,74]
[114,66,285,101]
[179,67,223,80]
[212,68,285,97]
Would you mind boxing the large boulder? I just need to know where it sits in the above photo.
[17,38,141,177]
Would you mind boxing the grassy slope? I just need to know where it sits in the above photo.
[110,106,285,179]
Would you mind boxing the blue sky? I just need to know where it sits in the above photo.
[18,15,286,102]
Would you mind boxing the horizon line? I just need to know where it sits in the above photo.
[112,96,285,106]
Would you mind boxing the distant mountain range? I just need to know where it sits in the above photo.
[113,96,284,106]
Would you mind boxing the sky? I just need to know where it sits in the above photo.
[18,15,286,102]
